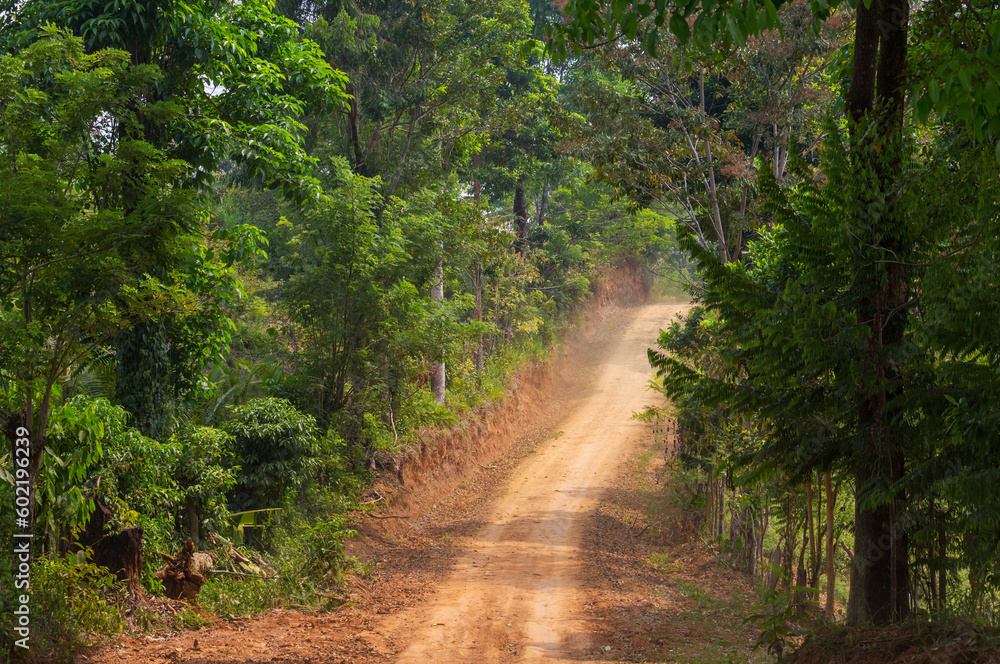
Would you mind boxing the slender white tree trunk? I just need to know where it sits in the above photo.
[430,240,446,404]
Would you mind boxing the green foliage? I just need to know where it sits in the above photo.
[1,555,127,662]
[0,0,708,648]
[551,0,1000,159]
[653,103,1000,623]
[97,427,182,579]
[196,359,280,426]
[279,163,486,454]
[38,397,131,546]
[745,579,812,658]
[0,26,202,447]
[201,504,359,618]
[11,0,349,198]
[222,398,320,510]
[174,425,239,536]
[115,321,170,439]
[297,0,538,195]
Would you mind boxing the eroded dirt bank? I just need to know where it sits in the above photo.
[82,298,688,664]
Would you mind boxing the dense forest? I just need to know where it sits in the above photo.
[0,0,998,660]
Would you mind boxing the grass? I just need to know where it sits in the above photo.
[587,435,773,664]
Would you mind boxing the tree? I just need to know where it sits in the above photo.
[5,0,347,435]
[559,6,844,264]
[0,28,199,537]
[294,0,536,195]
[558,0,1000,626]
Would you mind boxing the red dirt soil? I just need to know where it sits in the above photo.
[82,288,688,664]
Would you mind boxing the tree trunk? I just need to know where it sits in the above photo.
[794,536,809,614]
[844,0,911,627]
[720,482,725,538]
[704,477,714,533]
[537,181,550,226]
[430,241,446,404]
[74,500,144,591]
[347,83,365,174]
[767,545,783,590]
[187,495,200,546]
[938,517,947,608]
[473,156,484,375]
[513,185,528,252]
[814,472,824,590]
[473,264,484,374]
[825,470,836,619]
[783,494,795,584]
[807,482,817,587]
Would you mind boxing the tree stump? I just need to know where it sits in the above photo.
[70,500,144,591]
[155,539,207,600]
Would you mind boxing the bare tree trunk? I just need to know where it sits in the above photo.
[825,470,836,619]
[473,157,484,375]
[806,483,815,582]
[783,495,795,585]
[938,516,947,608]
[347,83,365,174]
[924,494,937,612]
[187,495,200,546]
[815,471,824,590]
[473,264,483,374]
[717,477,725,538]
[704,478,714,533]
[537,181,550,226]
[430,241,445,404]
[794,526,809,613]
[767,545,783,590]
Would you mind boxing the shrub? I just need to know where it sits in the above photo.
[222,398,320,510]
[98,427,183,586]
[0,554,126,662]
[173,426,239,543]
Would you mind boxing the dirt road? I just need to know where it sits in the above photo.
[85,300,687,664]
[380,301,687,663]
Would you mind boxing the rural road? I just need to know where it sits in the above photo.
[82,300,688,664]
[382,300,688,663]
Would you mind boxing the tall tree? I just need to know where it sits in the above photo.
[0,28,199,534]
[6,0,346,435]
[557,0,1000,626]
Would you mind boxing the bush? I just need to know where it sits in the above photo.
[0,555,126,663]
[222,398,321,510]
[98,428,182,585]
[174,426,239,543]
[200,504,359,618]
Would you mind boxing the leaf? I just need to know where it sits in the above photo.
[621,11,639,39]
[646,26,660,56]
[959,68,972,93]
[669,13,690,43]
[982,81,1000,114]
[915,93,932,124]
[763,0,778,27]
[725,11,746,47]
[929,78,941,103]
